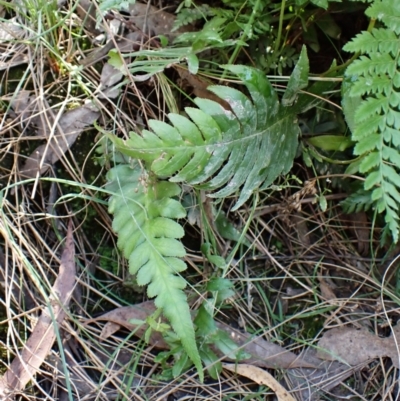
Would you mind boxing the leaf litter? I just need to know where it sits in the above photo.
[11,96,100,179]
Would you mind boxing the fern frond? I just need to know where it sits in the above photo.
[341,189,375,213]
[111,52,309,210]
[173,5,215,31]
[343,2,400,241]
[343,29,398,55]
[106,164,203,380]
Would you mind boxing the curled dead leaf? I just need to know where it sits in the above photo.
[223,363,296,401]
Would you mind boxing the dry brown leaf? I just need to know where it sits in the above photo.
[83,301,168,348]
[79,1,193,66]
[19,104,99,178]
[223,363,296,401]
[176,67,232,111]
[317,274,337,303]
[0,222,76,398]
[317,324,400,367]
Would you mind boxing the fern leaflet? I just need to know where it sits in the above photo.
[343,0,400,241]
[106,163,203,380]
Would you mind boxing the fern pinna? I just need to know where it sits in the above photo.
[106,164,202,379]
[342,0,400,241]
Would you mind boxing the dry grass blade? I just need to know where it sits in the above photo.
[0,222,75,398]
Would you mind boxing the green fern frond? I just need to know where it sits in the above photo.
[173,5,215,31]
[343,0,400,241]
[106,163,203,380]
[341,189,375,213]
[111,51,309,210]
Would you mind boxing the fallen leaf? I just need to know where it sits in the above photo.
[83,301,168,348]
[176,67,232,111]
[128,2,193,40]
[316,324,400,368]
[0,222,76,397]
[223,363,296,401]
[19,103,100,178]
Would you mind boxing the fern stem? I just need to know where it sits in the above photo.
[306,143,363,165]
[225,193,258,276]
[274,0,287,54]
[323,16,377,76]
[223,0,261,75]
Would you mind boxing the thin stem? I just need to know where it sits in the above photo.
[224,0,261,73]
[274,0,287,54]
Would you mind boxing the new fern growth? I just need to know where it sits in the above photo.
[342,0,400,241]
